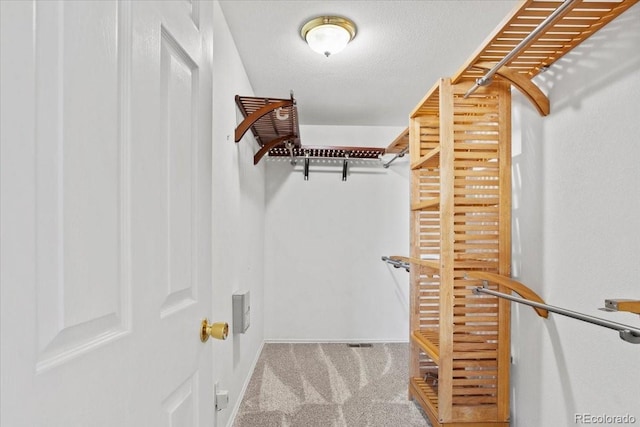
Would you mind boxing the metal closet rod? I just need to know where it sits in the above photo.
[463,0,578,99]
[381,256,410,272]
[473,285,640,344]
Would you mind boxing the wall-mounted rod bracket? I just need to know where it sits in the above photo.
[601,299,640,316]
[297,152,381,181]
[285,140,296,166]
[381,256,410,272]
[342,155,349,181]
[383,146,409,168]
[303,154,310,181]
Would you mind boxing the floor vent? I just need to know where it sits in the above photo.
[347,343,373,348]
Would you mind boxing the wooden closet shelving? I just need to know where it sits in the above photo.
[403,1,639,425]
[408,77,512,426]
[235,94,387,165]
[411,198,440,212]
[386,127,409,154]
[267,145,385,159]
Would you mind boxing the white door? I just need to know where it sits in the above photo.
[1,1,215,426]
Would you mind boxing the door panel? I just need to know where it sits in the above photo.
[1,1,214,425]
[162,374,201,426]
[160,25,199,317]
[34,0,131,373]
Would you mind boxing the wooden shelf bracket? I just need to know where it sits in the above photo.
[466,271,549,318]
[472,62,550,116]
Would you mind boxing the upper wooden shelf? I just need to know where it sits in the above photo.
[410,80,441,119]
[408,0,639,121]
[235,94,387,165]
[235,94,301,165]
[386,127,409,154]
[235,95,300,144]
[452,0,639,85]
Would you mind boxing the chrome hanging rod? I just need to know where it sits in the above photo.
[381,256,410,272]
[473,285,640,344]
[463,0,578,99]
[383,147,409,168]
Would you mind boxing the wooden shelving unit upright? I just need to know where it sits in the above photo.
[408,77,512,427]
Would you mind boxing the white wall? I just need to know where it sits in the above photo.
[264,125,411,342]
[211,3,265,426]
[511,4,640,426]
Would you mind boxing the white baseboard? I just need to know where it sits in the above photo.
[225,340,265,427]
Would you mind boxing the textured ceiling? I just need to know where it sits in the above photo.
[218,0,519,127]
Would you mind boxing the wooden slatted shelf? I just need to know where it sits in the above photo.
[235,95,300,146]
[410,80,441,119]
[411,197,440,211]
[411,146,441,170]
[411,329,440,363]
[268,145,385,159]
[453,0,640,84]
[386,127,409,154]
[235,95,387,165]
[410,377,439,425]
[390,1,639,163]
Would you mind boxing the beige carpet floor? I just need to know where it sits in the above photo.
[233,343,431,427]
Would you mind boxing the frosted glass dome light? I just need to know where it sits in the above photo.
[301,16,357,57]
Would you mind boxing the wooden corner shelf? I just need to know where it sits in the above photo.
[386,127,409,154]
[411,197,440,211]
[411,329,440,364]
[411,146,441,170]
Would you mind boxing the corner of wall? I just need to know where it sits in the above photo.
[211,3,266,426]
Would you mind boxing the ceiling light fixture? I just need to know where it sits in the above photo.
[300,16,357,57]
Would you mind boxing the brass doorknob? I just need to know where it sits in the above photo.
[200,318,228,342]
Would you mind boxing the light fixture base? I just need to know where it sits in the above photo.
[300,16,357,57]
